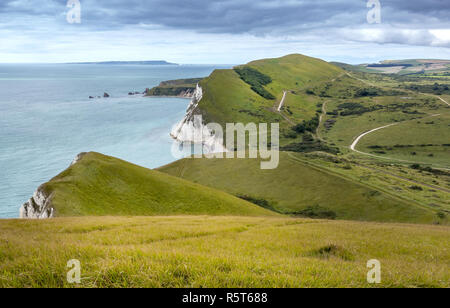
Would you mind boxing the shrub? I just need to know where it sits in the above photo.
[236,195,280,213]
[234,66,275,99]
[409,185,423,191]
[293,205,337,220]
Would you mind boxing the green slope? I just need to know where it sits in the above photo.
[145,78,203,97]
[195,54,343,142]
[159,152,441,224]
[40,152,278,217]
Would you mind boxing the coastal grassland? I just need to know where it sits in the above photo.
[0,216,448,288]
[145,78,203,96]
[198,69,282,127]
[40,152,277,217]
[288,153,450,219]
[357,113,450,167]
[159,152,445,224]
[247,54,343,95]
[196,54,342,145]
[320,94,448,152]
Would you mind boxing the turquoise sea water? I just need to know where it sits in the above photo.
[0,64,227,218]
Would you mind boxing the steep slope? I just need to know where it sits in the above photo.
[171,54,343,147]
[159,152,443,224]
[21,152,278,217]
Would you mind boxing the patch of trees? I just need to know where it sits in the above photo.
[292,114,320,133]
[410,164,450,177]
[403,83,450,95]
[306,83,404,99]
[236,195,281,213]
[367,64,413,68]
[234,66,275,99]
[281,134,340,155]
[337,102,383,116]
[291,205,337,220]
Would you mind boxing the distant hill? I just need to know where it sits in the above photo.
[68,60,178,65]
[333,59,450,75]
[145,78,204,97]
[21,152,277,217]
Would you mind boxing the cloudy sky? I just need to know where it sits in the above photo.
[0,0,449,64]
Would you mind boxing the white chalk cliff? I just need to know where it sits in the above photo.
[20,152,87,219]
[20,187,54,219]
[170,84,228,153]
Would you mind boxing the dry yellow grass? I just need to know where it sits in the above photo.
[0,216,448,288]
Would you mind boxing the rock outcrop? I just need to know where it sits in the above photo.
[20,152,88,219]
[170,84,228,153]
[20,186,54,219]
[70,152,87,166]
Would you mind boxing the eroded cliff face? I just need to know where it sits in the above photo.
[20,152,88,219]
[20,187,54,219]
[170,84,228,153]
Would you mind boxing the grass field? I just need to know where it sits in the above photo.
[159,152,446,224]
[0,216,448,288]
[357,113,450,167]
[39,152,276,217]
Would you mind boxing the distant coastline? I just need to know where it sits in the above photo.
[67,60,178,66]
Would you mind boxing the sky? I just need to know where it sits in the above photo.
[0,0,449,64]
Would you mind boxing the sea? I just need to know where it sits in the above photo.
[0,63,229,218]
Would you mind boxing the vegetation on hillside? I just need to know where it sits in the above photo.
[145,78,203,96]
[234,66,275,99]
[159,152,445,224]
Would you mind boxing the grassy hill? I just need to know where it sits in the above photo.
[159,152,446,224]
[1,216,448,288]
[195,54,343,144]
[37,152,277,217]
[145,78,203,97]
[333,59,450,75]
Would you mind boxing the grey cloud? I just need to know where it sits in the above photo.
[0,0,448,47]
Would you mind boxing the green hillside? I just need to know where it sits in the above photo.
[145,78,203,97]
[195,54,343,144]
[159,152,445,224]
[38,152,277,217]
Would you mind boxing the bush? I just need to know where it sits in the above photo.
[293,205,337,220]
[234,66,275,100]
[292,114,320,134]
[236,195,280,213]
[409,185,423,191]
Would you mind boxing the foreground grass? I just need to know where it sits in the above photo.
[0,216,448,288]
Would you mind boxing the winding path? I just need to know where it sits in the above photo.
[277,91,287,112]
[349,114,446,166]
[350,123,398,154]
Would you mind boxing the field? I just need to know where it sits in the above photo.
[160,152,447,224]
[0,216,448,288]
[357,113,450,167]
